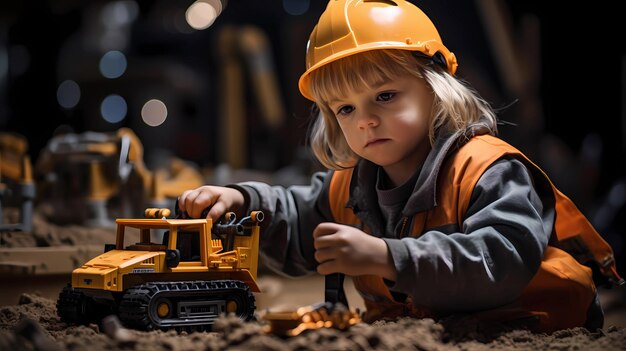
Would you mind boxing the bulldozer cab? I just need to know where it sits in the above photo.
[161,230,202,262]
[112,218,214,268]
[102,208,262,286]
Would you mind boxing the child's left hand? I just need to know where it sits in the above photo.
[313,222,397,281]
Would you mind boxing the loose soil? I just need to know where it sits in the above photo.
[1,210,625,351]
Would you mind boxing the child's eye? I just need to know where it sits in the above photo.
[377,92,396,102]
[336,105,354,117]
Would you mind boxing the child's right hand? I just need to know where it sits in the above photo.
[178,186,245,221]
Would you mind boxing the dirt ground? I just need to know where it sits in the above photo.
[1,211,626,351]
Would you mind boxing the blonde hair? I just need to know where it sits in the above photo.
[307,49,498,170]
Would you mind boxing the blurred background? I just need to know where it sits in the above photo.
[0,0,624,272]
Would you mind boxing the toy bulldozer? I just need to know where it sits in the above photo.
[57,207,264,331]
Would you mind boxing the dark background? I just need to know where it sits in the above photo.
[1,0,624,271]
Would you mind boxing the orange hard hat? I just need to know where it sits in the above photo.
[298,0,458,101]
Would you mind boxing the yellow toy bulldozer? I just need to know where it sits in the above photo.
[56,207,263,331]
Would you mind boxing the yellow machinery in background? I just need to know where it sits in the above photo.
[35,127,204,227]
[217,24,286,170]
[0,132,35,232]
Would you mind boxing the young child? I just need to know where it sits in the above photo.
[179,0,622,332]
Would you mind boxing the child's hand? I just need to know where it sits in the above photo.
[313,222,397,281]
[178,186,245,221]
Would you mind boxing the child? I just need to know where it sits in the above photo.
[179,0,622,332]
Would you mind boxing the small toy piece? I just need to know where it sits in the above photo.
[262,301,361,337]
[262,273,361,336]
[56,207,264,331]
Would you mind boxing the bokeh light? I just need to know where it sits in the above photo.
[57,80,81,109]
[283,0,309,16]
[101,0,139,28]
[185,1,218,30]
[101,94,127,123]
[141,99,168,127]
[99,50,127,79]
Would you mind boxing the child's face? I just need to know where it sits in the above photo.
[329,75,433,181]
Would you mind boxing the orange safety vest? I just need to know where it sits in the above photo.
[328,135,623,332]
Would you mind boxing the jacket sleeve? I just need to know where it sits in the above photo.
[227,171,335,277]
[384,157,554,313]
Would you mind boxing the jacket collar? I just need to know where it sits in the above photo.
[346,122,493,232]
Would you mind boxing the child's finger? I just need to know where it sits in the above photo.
[313,235,333,250]
[314,246,336,264]
[312,222,339,239]
[316,260,338,275]
[207,201,227,221]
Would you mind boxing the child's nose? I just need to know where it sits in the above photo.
[357,109,379,129]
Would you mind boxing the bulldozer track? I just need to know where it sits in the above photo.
[118,280,255,331]
[57,284,116,325]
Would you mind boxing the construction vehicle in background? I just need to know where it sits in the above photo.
[0,132,35,232]
[1,132,110,304]
[217,24,286,170]
[35,127,204,227]
[57,207,264,331]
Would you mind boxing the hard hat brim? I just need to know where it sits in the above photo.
[298,42,457,101]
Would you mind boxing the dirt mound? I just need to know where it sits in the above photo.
[1,293,625,351]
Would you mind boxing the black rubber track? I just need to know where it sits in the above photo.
[118,280,255,332]
[56,284,115,325]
